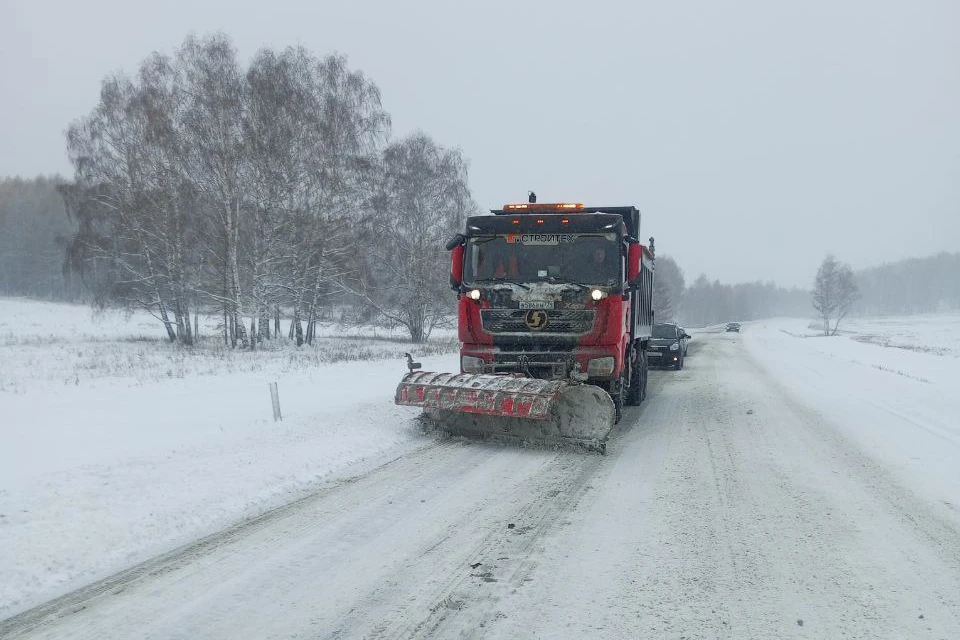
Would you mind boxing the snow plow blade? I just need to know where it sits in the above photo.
[395,372,616,453]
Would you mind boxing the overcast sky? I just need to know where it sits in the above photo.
[2,0,957,288]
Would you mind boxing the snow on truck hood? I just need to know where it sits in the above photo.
[482,282,590,300]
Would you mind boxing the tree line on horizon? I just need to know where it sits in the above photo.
[4,173,958,335]
[651,255,811,328]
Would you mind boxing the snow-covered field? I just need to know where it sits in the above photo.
[839,313,960,358]
[4,300,960,637]
[0,298,456,618]
[743,315,960,526]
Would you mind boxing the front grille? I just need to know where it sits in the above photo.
[480,309,596,334]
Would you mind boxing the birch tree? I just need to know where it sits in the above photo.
[177,34,249,347]
[812,254,859,335]
[366,133,474,343]
[285,53,389,345]
[64,72,193,342]
[244,48,313,342]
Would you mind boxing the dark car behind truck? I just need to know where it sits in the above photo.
[647,323,690,370]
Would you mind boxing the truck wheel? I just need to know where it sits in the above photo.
[640,351,648,402]
[626,350,646,406]
[608,376,624,424]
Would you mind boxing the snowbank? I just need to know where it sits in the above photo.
[743,316,960,514]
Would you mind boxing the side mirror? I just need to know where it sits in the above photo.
[450,243,464,289]
[445,233,466,251]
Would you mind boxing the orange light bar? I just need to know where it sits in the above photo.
[502,202,585,211]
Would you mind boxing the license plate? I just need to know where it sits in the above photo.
[518,301,553,310]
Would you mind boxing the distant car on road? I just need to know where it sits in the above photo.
[648,323,692,370]
[726,322,741,333]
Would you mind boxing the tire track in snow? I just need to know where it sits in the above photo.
[352,453,603,640]
[642,351,754,637]
[324,362,677,639]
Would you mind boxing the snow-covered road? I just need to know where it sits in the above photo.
[4,329,960,639]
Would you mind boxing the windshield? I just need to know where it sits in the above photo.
[463,233,621,286]
[653,324,678,339]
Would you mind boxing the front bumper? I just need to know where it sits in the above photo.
[460,344,623,381]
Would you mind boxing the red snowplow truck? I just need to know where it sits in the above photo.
[396,198,655,453]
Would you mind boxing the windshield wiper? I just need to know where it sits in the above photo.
[473,277,531,290]
[544,276,590,291]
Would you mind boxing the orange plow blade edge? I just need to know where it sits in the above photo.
[395,372,616,453]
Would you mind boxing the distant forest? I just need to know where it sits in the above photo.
[0,175,83,300]
[659,251,960,327]
[2,175,959,330]
[854,252,960,315]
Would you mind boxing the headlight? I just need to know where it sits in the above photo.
[466,289,481,300]
[587,357,616,376]
[461,355,484,373]
[669,342,680,351]
[590,289,607,301]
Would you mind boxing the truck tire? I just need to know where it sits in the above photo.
[610,376,624,424]
[626,349,647,406]
[640,350,648,402]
